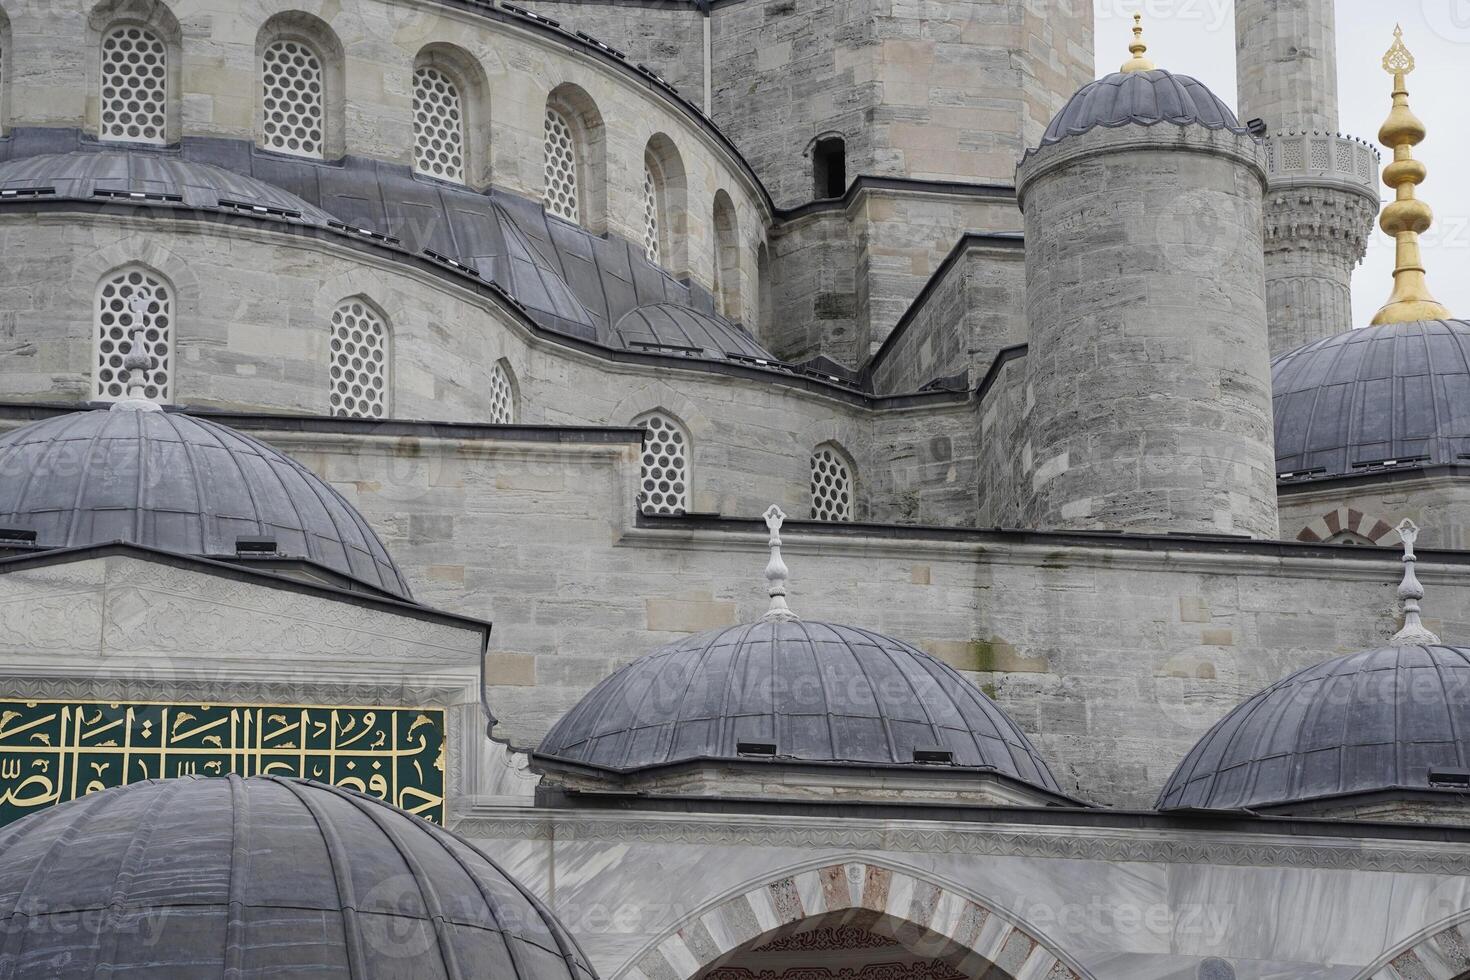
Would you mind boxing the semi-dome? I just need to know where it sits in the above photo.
[0,408,412,599]
[537,618,1062,794]
[612,302,775,360]
[1273,319,1470,480]
[1038,69,1247,148]
[1157,645,1470,811]
[0,775,597,979]
[0,150,339,224]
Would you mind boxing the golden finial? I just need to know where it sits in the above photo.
[1120,13,1157,74]
[1371,25,1451,325]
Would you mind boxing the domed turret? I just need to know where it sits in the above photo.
[0,406,411,599]
[0,775,598,978]
[1014,20,1277,539]
[537,507,1068,804]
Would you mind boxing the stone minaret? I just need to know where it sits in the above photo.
[1015,22,1279,540]
[1235,0,1380,355]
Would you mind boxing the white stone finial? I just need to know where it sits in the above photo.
[111,292,162,413]
[761,504,799,623]
[1390,518,1440,647]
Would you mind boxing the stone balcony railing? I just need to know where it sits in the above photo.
[1262,131,1381,199]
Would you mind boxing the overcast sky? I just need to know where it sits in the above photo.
[1090,0,1470,329]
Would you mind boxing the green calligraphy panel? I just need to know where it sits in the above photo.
[0,700,445,827]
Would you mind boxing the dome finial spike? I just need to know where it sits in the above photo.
[760,504,799,623]
[1390,519,1440,647]
[111,292,162,413]
[1120,12,1157,74]
[1371,25,1451,325]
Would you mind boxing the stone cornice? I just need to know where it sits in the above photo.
[450,806,1470,875]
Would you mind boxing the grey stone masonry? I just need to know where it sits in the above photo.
[1235,0,1340,135]
[1017,124,1279,539]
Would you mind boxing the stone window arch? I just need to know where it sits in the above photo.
[329,297,390,419]
[713,189,741,321]
[543,84,605,232]
[487,360,517,424]
[810,443,855,521]
[412,44,490,187]
[257,13,344,160]
[633,410,690,515]
[87,0,182,144]
[812,133,847,199]
[1294,506,1399,547]
[642,133,688,275]
[94,264,173,404]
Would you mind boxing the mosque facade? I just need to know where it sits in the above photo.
[3,0,1470,978]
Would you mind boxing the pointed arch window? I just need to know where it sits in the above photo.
[261,38,325,157]
[811,445,854,521]
[635,412,689,515]
[642,156,663,264]
[413,64,465,183]
[543,106,580,223]
[329,300,389,419]
[488,362,516,424]
[95,267,172,404]
[100,24,168,143]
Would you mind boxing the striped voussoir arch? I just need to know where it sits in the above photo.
[1295,506,1400,545]
[1362,915,1470,979]
[620,860,1087,980]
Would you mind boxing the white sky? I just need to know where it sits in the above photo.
[1089,0,1470,328]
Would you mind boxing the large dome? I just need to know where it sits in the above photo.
[537,619,1062,794]
[1273,319,1470,480]
[0,409,412,599]
[1038,69,1246,148]
[0,776,597,979]
[1157,645,1470,811]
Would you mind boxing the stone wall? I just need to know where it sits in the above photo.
[867,236,1026,396]
[1279,471,1470,550]
[188,418,1470,809]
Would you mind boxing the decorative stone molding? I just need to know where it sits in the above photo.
[1262,132,1379,197]
[1262,184,1379,265]
[1295,507,1401,546]
[622,860,1087,980]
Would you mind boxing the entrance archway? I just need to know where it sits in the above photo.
[623,861,1087,980]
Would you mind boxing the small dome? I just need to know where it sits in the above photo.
[0,409,412,599]
[0,776,597,979]
[1039,69,1247,147]
[537,620,1061,793]
[1157,645,1470,811]
[1273,320,1470,480]
[0,150,338,223]
[612,303,775,360]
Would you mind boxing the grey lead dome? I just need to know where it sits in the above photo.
[1038,68,1247,147]
[537,619,1063,793]
[1157,645,1470,811]
[1273,319,1470,480]
[0,776,597,980]
[0,409,412,599]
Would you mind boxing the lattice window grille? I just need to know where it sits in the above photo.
[543,106,580,223]
[488,363,515,424]
[811,447,853,521]
[261,38,325,158]
[329,301,388,419]
[642,161,661,264]
[95,268,172,403]
[413,65,465,183]
[637,413,688,515]
[100,25,167,143]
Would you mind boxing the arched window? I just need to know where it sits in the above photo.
[641,156,663,264]
[413,64,464,183]
[329,299,389,419]
[757,242,773,343]
[99,24,167,143]
[634,411,690,515]
[813,135,847,199]
[487,362,516,424]
[811,445,854,521]
[261,37,325,157]
[95,266,173,404]
[543,105,580,223]
[713,191,741,321]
